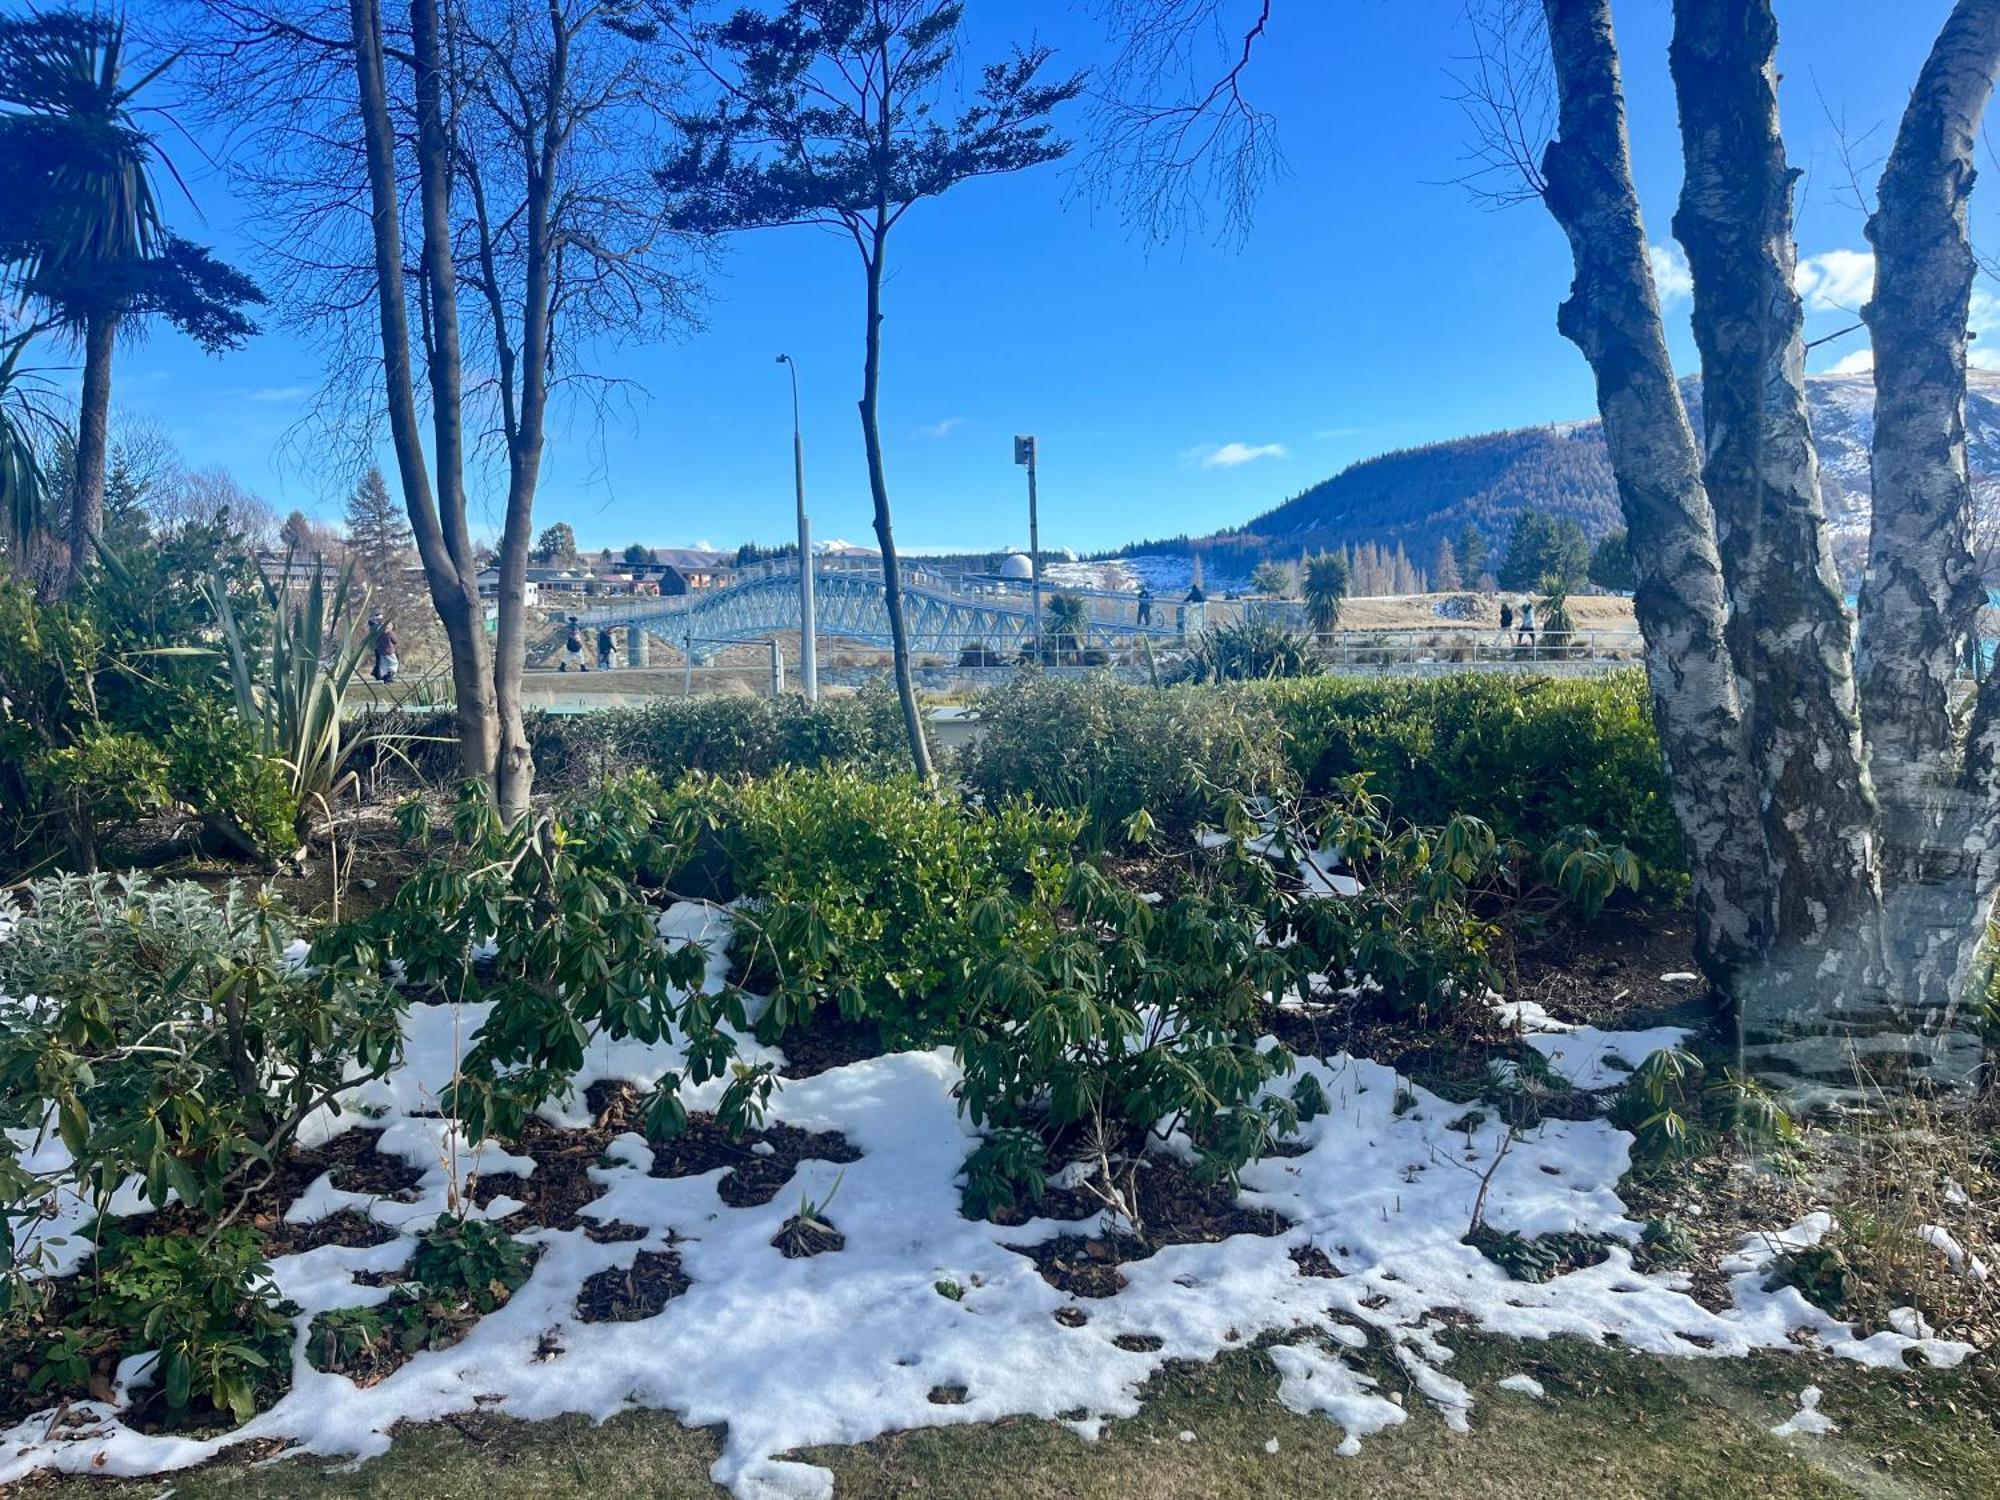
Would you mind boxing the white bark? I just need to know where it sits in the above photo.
[1539,0,1773,982]
[1667,0,1881,985]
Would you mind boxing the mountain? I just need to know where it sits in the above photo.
[1105,371,2000,591]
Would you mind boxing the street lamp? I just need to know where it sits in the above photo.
[1014,434,1041,661]
[777,354,817,702]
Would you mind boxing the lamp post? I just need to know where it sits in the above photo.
[1014,434,1041,660]
[777,354,817,702]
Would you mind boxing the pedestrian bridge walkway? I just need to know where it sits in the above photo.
[576,558,1184,661]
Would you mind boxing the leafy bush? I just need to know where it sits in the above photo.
[1272,779,1506,1020]
[50,1229,295,1424]
[678,766,1078,1046]
[954,850,1305,1224]
[407,1213,531,1315]
[307,1215,531,1374]
[0,876,406,1304]
[330,775,763,1145]
[960,676,1295,847]
[502,683,906,794]
[0,531,301,872]
[1169,618,1322,685]
[0,579,172,868]
[1259,671,1682,889]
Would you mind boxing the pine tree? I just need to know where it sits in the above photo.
[343,464,427,647]
[344,466,412,587]
[1433,536,1463,591]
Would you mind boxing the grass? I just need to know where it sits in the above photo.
[21,1335,2000,1500]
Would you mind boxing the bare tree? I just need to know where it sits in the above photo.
[1081,0,1281,243]
[171,0,700,816]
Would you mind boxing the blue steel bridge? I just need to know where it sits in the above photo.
[574,558,1185,662]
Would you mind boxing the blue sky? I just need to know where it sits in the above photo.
[99,0,1968,554]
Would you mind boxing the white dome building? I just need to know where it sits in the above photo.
[998,550,1034,580]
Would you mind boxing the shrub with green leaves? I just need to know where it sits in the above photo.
[960,675,1295,848]
[1259,671,1681,891]
[523,682,907,792]
[1169,618,1322,685]
[678,766,1079,1046]
[954,849,1305,1222]
[331,775,764,1145]
[54,1229,295,1424]
[0,876,405,1308]
[1268,778,1507,1020]
[307,1215,532,1375]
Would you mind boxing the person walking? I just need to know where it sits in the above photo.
[370,615,399,683]
[596,624,615,672]
[1517,599,1537,649]
[562,617,587,672]
[1136,583,1153,628]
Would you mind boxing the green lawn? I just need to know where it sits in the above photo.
[25,1336,1998,1500]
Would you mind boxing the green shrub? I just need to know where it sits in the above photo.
[678,766,1079,1046]
[1169,618,1322,685]
[1259,671,1682,889]
[332,775,763,1146]
[960,676,1295,847]
[64,1229,295,1424]
[1273,779,1506,1019]
[164,693,301,861]
[954,848,1305,1222]
[0,875,406,1307]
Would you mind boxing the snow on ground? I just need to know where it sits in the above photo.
[0,904,1976,1499]
[1496,999,1692,1091]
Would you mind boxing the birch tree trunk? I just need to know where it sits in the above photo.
[1857,0,2000,838]
[1667,0,1881,981]
[1538,0,1772,985]
[1855,0,2000,1081]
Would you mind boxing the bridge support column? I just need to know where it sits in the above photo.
[626,624,650,669]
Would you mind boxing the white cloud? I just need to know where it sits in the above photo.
[916,417,964,439]
[1184,440,1289,469]
[1796,249,1875,313]
[1825,347,1874,375]
[245,384,313,403]
[1648,242,1693,306]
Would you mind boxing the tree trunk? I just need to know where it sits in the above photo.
[1538,0,1772,986]
[1667,0,1881,974]
[62,309,118,593]
[1856,0,2000,1084]
[859,232,934,782]
[349,0,498,785]
[1857,0,2000,840]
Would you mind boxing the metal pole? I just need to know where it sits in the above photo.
[1016,435,1041,661]
[778,355,818,703]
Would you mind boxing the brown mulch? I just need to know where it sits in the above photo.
[775,1012,890,1079]
[575,1247,690,1323]
[465,1080,659,1235]
[1500,908,1714,1032]
[649,1112,862,1209]
[1004,1156,1291,1297]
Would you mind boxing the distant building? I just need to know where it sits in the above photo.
[998,550,1033,581]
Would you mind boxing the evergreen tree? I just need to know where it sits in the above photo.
[1498,508,1590,592]
[532,522,578,563]
[1456,522,1488,585]
[1433,536,1463,591]
[344,466,413,587]
[1589,528,1636,592]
